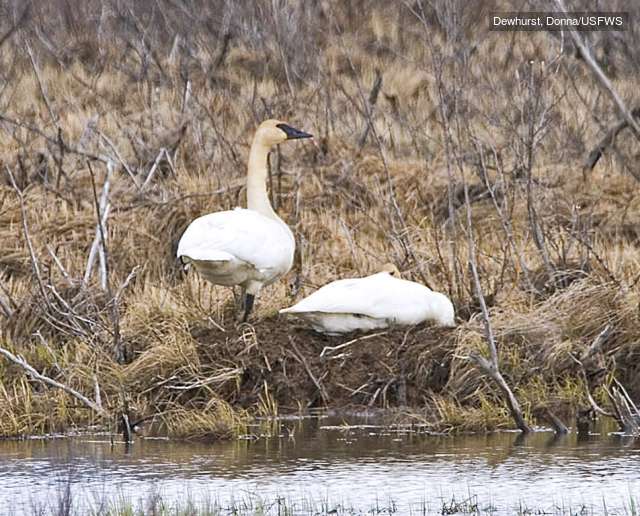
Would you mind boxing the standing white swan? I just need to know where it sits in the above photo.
[177,119,312,321]
[280,264,455,334]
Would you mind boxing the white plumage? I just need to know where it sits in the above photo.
[177,208,295,288]
[176,119,312,321]
[280,269,455,334]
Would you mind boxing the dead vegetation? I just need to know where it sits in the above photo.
[0,0,639,438]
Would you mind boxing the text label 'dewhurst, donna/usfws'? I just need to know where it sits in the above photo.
[490,12,629,31]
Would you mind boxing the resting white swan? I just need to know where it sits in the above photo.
[280,264,455,334]
[177,119,312,321]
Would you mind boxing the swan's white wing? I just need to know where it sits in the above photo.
[282,272,455,329]
[281,273,431,322]
[177,208,294,274]
[281,277,366,312]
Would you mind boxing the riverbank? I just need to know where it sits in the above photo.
[2,279,639,438]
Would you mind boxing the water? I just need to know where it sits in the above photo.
[1,416,639,515]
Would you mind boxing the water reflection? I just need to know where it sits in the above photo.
[0,416,638,514]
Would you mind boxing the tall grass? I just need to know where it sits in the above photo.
[15,488,640,516]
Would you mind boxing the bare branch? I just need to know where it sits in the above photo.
[97,131,139,190]
[358,69,383,149]
[463,177,531,433]
[25,41,58,127]
[88,161,124,363]
[554,0,640,139]
[0,344,107,416]
[5,166,52,311]
[583,107,640,176]
[0,3,30,50]
[0,113,108,163]
[140,148,166,191]
[84,163,113,287]
[290,338,328,405]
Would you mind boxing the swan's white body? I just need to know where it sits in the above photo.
[177,208,295,292]
[177,120,310,316]
[280,271,455,334]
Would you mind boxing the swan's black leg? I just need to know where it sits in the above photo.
[242,293,255,322]
[235,287,245,312]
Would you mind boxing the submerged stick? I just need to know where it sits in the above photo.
[540,407,569,434]
[0,345,107,416]
[121,413,133,443]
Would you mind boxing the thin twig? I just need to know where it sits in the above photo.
[0,344,107,416]
[463,175,531,433]
[5,166,52,310]
[114,266,140,304]
[46,245,73,287]
[358,69,383,149]
[320,332,387,358]
[97,131,139,189]
[290,338,329,404]
[88,162,124,363]
[0,113,108,163]
[141,148,166,191]
[554,0,640,139]
[0,3,30,50]
[83,163,112,287]
[25,40,58,127]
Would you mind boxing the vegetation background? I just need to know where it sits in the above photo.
[0,0,639,438]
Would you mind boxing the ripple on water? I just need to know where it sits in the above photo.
[0,418,639,514]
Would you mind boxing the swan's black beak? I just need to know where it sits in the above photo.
[277,123,313,140]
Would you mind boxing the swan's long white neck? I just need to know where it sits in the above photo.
[246,138,279,220]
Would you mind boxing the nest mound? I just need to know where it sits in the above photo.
[190,319,457,411]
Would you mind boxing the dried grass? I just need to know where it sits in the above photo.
[0,0,639,436]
